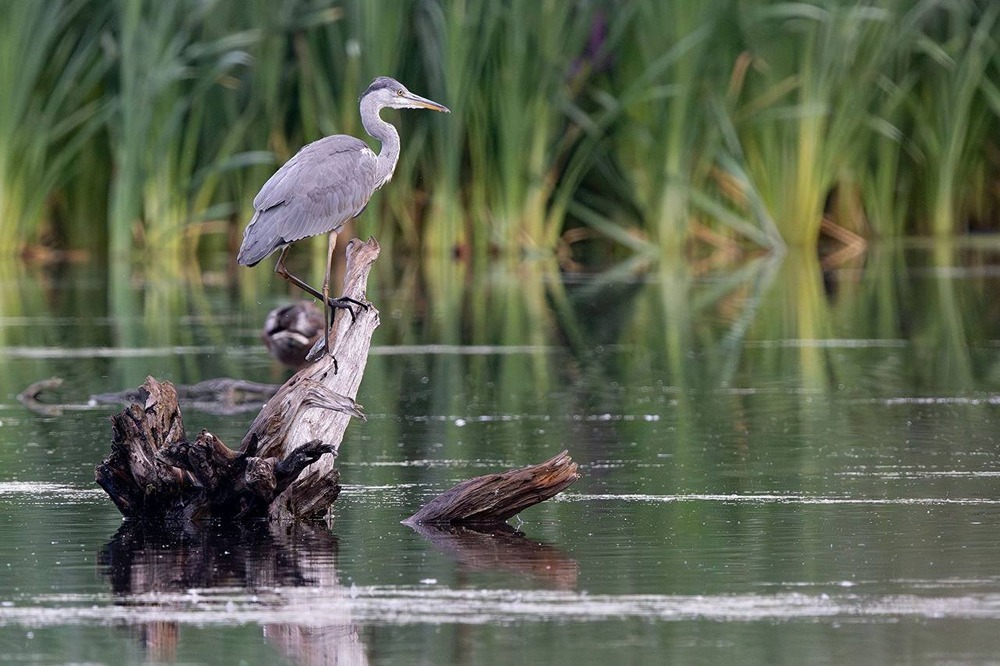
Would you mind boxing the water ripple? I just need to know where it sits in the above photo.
[2,586,999,627]
[562,492,1000,506]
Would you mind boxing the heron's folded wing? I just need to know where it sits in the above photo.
[248,135,378,247]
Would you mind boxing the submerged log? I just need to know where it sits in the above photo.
[20,376,281,416]
[93,377,281,415]
[21,303,324,417]
[403,451,579,527]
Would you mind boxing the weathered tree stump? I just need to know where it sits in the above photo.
[239,237,380,521]
[95,238,380,522]
[94,236,581,525]
[95,378,192,520]
[94,377,339,521]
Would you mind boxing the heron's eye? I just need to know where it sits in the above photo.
[395,89,404,96]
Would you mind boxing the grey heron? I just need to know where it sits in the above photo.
[237,76,449,366]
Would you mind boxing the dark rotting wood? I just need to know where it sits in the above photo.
[94,376,342,521]
[403,450,580,527]
[95,378,194,520]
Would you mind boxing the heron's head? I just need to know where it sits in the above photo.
[361,76,450,113]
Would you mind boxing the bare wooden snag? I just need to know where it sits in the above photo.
[94,236,580,526]
[238,237,381,521]
[95,238,381,523]
[403,451,579,527]
[94,376,341,521]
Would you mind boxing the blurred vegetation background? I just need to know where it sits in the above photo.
[1,0,999,272]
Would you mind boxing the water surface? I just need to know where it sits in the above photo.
[1,243,1000,664]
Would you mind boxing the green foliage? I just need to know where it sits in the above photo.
[602,2,741,253]
[106,0,270,267]
[1,0,999,268]
[909,1,1000,235]
[0,0,110,254]
[723,2,922,247]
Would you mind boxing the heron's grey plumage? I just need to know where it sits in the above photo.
[237,76,448,365]
[237,76,448,268]
[238,136,376,266]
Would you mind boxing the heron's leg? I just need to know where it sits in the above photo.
[320,232,337,361]
[273,246,366,321]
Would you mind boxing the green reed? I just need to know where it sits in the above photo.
[909,1,1000,236]
[415,0,497,257]
[0,0,109,255]
[721,2,919,248]
[601,1,740,255]
[107,0,267,268]
[2,0,999,269]
[474,1,595,254]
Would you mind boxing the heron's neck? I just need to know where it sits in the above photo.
[360,97,400,189]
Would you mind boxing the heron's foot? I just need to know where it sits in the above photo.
[305,337,339,373]
[327,296,369,324]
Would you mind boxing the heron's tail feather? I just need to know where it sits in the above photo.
[237,213,282,267]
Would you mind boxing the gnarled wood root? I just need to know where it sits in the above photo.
[94,377,343,522]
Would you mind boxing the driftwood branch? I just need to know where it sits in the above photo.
[403,451,579,527]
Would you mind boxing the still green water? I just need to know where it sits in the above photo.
[1,241,1000,664]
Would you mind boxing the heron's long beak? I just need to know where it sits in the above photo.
[404,91,450,113]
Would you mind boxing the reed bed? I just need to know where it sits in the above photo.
[0,0,998,270]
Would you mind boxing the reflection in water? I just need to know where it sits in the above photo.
[407,523,578,590]
[100,520,367,665]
